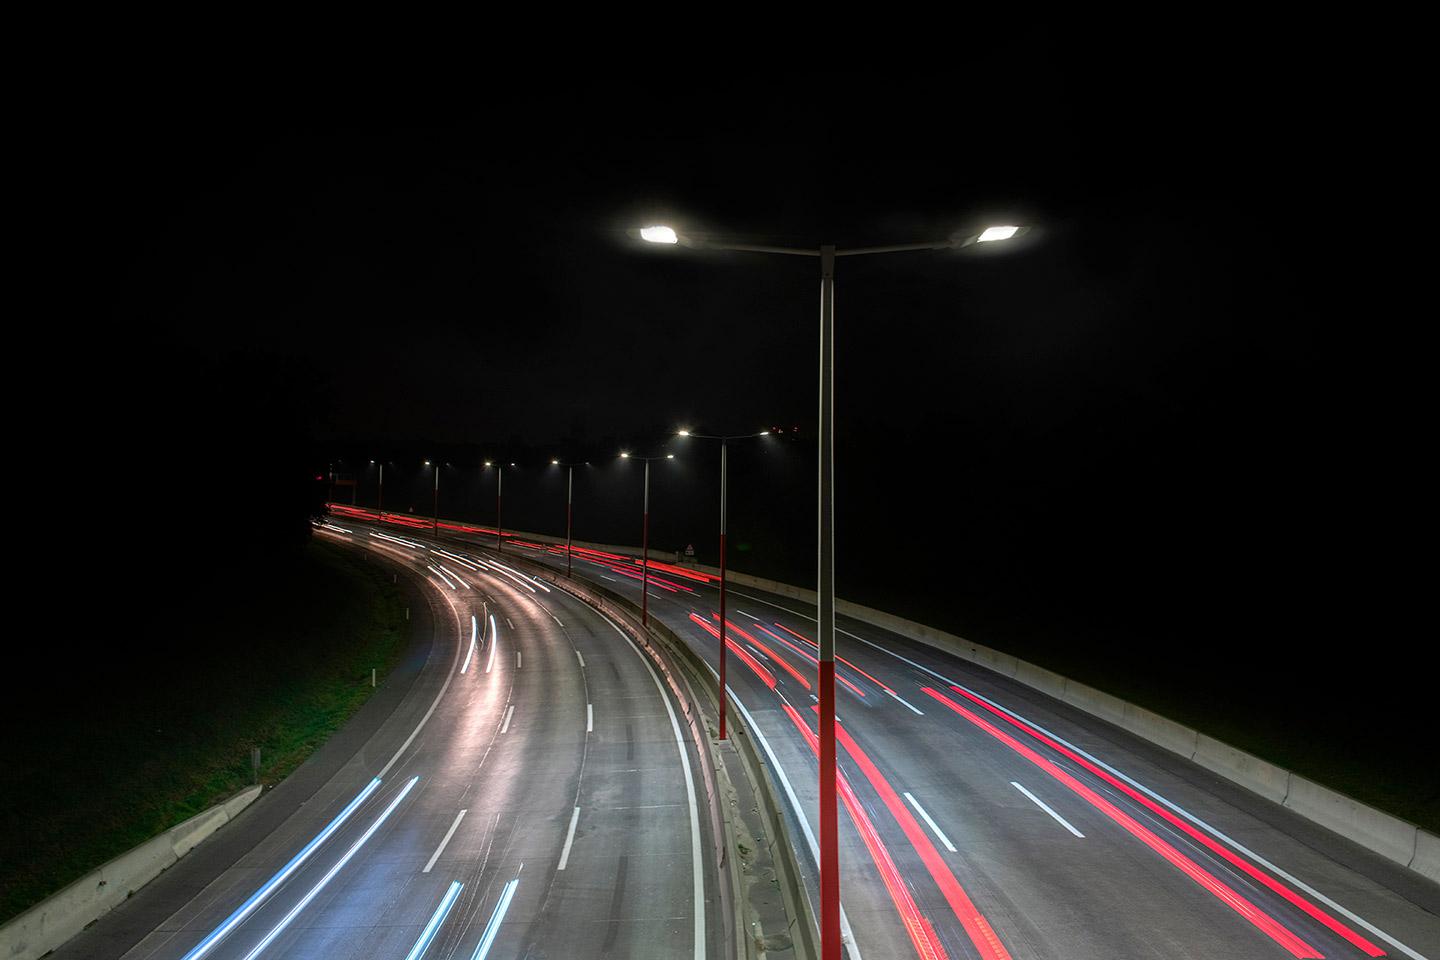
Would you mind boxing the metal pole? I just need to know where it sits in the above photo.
[378,463,384,522]
[642,459,650,627]
[718,439,728,740]
[817,244,840,960]
[496,466,503,553]
[433,465,439,534]
[566,465,574,578]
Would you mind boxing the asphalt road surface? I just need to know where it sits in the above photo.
[331,508,1440,960]
[52,527,717,960]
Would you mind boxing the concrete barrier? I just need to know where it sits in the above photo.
[1013,660,1068,700]
[1120,703,1199,759]
[0,785,261,960]
[1411,830,1440,884]
[1192,735,1292,804]
[1283,776,1419,868]
[1060,680,1128,729]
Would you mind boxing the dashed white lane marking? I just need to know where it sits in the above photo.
[576,650,586,668]
[902,791,958,852]
[1012,781,1085,838]
[423,809,468,872]
[586,703,593,732]
[501,704,515,734]
[557,807,581,870]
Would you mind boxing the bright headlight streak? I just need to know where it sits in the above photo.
[434,550,481,571]
[241,776,420,960]
[461,616,478,674]
[320,523,354,533]
[179,778,382,960]
[485,615,498,674]
[471,874,521,960]
[483,557,551,593]
[438,565,469,589]
[405,880,464,960]
[476,558,536,593]
[428,566,457,590]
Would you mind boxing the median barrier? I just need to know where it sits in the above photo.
[1192,735,1292,804]
[485,547,819,960]
[0,785,261,960]
[1411,830,1440,884]
[1283,776,1419,868]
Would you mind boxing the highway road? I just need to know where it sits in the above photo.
[329,506,1440,960]
[51,527,718,960]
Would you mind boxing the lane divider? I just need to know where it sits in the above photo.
[470,870,521,960]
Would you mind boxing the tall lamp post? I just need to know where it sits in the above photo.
[426,461,440,534]
[375,460,385,523]
[619,451,674,627]
[551,459,588,578]
[676,428,769,740]
[484,461,515,552]
[638,221,1023,960]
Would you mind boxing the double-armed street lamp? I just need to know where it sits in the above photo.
[550,459,589,577]
[675,428,770,740]
[638,220,1024,960]
[619,450,674,627]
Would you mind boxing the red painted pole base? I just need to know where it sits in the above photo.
[819,660,840,960]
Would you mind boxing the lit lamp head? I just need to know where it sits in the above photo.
[976,225,1020,243]
[640,225,679,244]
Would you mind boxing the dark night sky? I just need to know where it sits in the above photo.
[27,38,1430,798]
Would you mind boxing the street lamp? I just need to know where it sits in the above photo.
[639,221,1024,960]
[551,459,588,577]
[375,460,385,523]
[483,461,515,552]
[675,427,770,740]
[620,451,674,627]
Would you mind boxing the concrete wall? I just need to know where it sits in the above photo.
[0,786,261,960]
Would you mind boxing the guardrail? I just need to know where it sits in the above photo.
[0,786,262,960]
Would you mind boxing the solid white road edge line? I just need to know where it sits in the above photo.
[378,581,465,779]
[423,809,469,873]
[598,615,707,960]
[729,692,864,960]
[902,791,959,851]
[1011,782,1085,838]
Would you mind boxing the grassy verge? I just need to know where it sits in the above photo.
[0,537,408,925]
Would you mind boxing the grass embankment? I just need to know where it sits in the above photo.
[0,537,408,925]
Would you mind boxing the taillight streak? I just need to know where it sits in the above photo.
[689,613,775,689]
[783,703,950,960]
[755,623,866,697]
[711,614,811,690]
[921,688,1323,959]
[941,684,1384,956]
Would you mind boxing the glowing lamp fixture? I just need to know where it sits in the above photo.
[551,459,559,465]
[677,429,691,437]
[977,225,1020,243]
[640,225,679,244]
[666,454,675,459]
[620,451,631,458]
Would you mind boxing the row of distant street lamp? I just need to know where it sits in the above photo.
[348,217,1024,960]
